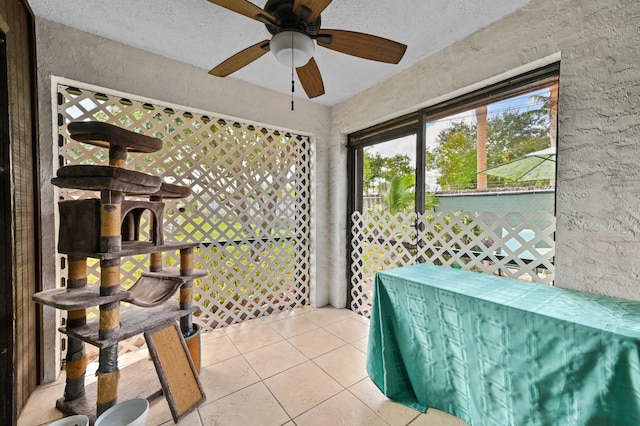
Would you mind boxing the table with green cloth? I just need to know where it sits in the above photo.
[366,263,640,425]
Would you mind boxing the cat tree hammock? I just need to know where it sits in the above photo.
[34,121,207,422]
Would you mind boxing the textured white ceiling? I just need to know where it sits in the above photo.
[28,0,532,106]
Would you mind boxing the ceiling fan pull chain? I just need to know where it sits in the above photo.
[291,31,295,111]
[291,67,295,111]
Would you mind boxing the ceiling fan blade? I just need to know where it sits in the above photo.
[293,0,333,22]
[207,0,277,25]
[209,40,270,77]
[296,58,325,98]
[317,29,407,64]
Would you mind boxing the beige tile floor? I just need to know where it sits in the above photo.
[18,306,469,426]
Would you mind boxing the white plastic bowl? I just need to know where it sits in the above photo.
[94,398,149,426]
[48,414,90,426]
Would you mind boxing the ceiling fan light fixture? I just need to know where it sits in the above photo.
[270,30,315,67]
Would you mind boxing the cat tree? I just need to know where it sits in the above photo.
[34,121,207,422]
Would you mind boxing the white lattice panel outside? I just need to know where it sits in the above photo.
[56,84,311,359]
[350,210,555,317]
[350,211,417,316]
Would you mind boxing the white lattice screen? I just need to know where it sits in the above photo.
[56,84,311,358]
[350,210,555,316]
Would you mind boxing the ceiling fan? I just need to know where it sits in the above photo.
[207,0,408,99]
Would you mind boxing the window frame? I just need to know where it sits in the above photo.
[346,63,560,304]
[348,62,559,214]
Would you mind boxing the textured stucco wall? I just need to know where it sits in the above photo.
[330,0,640,302]
[35,19,333,302]
[34,0,640,381]
[35,19,332,380]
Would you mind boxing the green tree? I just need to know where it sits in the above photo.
[486,109,549,167]
[363,152,414,195]
[425,121,477,190]
[383,155,414,182]
[363,152,385,195]
[363,150,440,214]
[426,102,552,189]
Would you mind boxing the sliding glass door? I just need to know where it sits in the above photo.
[348,64,559,317]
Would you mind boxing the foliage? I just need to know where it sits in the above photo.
[425,121,478,190]
[363,152,414,195]
[363,151,440,214]
[486,109,550,167]
[387,175,415,214]
[424,193,440,211]
[426,95,552,190]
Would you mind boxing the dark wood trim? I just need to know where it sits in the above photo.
[0,27,14,426]
[424,74,559,122]
[27,0,42,385]
[349,63,560,144]
[346,122,420,311]
[0,13,8,33]
[348,112,419,147]
[0,0,39,423]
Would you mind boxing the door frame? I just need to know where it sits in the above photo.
[0,24,14,424]
[346,117,423,308]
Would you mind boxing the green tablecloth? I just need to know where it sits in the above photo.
[366,264,640,425]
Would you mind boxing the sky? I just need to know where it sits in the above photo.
[365,88,550,192]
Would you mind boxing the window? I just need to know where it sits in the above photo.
[347,64,559,315]
[425,77,558,194]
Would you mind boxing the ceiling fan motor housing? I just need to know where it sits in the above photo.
[264,0,321,36]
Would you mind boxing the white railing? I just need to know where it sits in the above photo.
[350,210,555,316]
[57,84,311,358]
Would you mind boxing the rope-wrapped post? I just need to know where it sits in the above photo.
[96,346,120,417]
[179,247,202,373]
[97,257,121,415]
[180,247,194,276]
[97,188,123,416]
[149,193,163,272]
[108,144,127,168]
[149,251,163,272]
[149,193,163,247]
[179,248,194,336]
[100,190,122,253]
[64,256,89,401]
